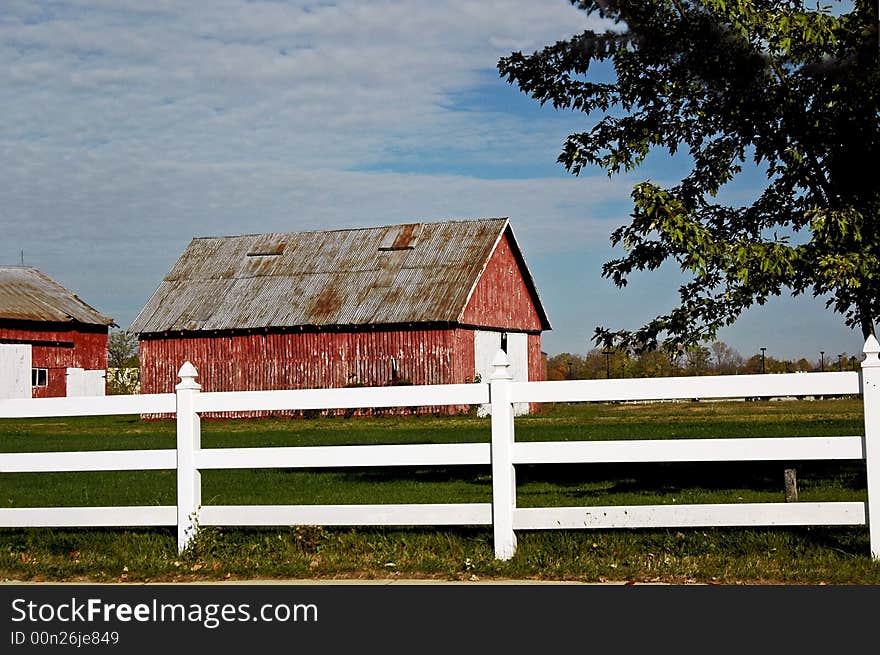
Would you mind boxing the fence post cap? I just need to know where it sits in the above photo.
[176,361,202,390]
[863,335,880,369]
[491,349,513,381]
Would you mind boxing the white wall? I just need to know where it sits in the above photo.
[0,344,32,399]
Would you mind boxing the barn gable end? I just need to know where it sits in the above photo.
[0,267,114,398]
[459,227,548,333]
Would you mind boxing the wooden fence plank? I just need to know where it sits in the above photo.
[196,443,490,469]
[0,449,175,473]
[0,506,176,527]
[0,393,175,418]
[513,502,867,530]
[510,372,860,404]
[200,503,492,526]
[512,436,865,465]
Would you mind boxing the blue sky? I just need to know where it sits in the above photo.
[0,0,865,363]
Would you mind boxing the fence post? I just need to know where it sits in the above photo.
[176,361,202,553]
[490,349,516,560]
[862,335,880,559]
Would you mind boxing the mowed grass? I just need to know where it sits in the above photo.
[1,397,878,584]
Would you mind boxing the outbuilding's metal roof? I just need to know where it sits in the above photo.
[131,218,550,333]
[0,266,115,326]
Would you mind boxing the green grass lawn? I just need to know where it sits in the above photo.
[1,397,878,584]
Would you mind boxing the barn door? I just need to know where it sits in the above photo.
[474,330,529,416]
[0,344,32,399]
[66,368,107,397]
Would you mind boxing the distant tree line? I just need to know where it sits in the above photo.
[545,342,861,381]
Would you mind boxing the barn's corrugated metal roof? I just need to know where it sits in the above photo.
[0,266,115,326]
[131,218,550,333]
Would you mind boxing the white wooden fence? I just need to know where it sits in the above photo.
[1,337,879,560]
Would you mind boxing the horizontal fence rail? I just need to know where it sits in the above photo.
[200,504,493,527]
[196,383,488,414]
[512,436,866,464]
[1,335,879,560]
[0,393,175,418]
[0,449,176,473]
[512,503,868,530]
[0,506,176,528]
[510,371,860,404]
[196,443,490,470]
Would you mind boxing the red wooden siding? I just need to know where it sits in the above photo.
[528,334,544,382]
[528,333,544,413]
[0,321,108,398]
[461,231,543,332]
[451,328,477,384]
[139,327,473,417]
[141,328,461,393]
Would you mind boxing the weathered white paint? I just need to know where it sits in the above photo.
[66,368,106,397]
[507,332,529,415]
[861,335,880,557]
[474,330,499,418]
[0,393,175,418]
[510,371,860,404]
[513,502,866,530]
[490,350,517,560]
[176,361,201,553]
[512,436,865,465]
[196,443,490,470]
[200,503,492,527]
[0,506,176,527]
[0,449,175,473]
[65,368,84,397]
[85,369,105,396]
[0,344,31,399]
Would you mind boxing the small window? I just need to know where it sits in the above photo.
[500,332,508,354]
[391,356,399,381]
[32,368,48,387]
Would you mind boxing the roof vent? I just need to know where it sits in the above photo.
[378,223,421,251]
[246,241,286,257]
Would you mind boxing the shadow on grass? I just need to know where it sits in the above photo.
[515,461,867,498]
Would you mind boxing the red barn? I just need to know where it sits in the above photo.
[0,267,114,398]
[131,218,551,415]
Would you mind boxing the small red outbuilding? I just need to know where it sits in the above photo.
[131,218,551,415]
[0,267,114,398]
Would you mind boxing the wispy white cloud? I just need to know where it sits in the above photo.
[1,0,599,168]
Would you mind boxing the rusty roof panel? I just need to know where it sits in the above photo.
[131,218,548,333]
[0,267,114,326]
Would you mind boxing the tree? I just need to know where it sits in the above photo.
[709,341,744,374]
[108,329,139,369]
[632,348,676,377]
[795,358,814,372]
[546,352,593,379]
[499,1,879,352]
[743,353,765,374]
